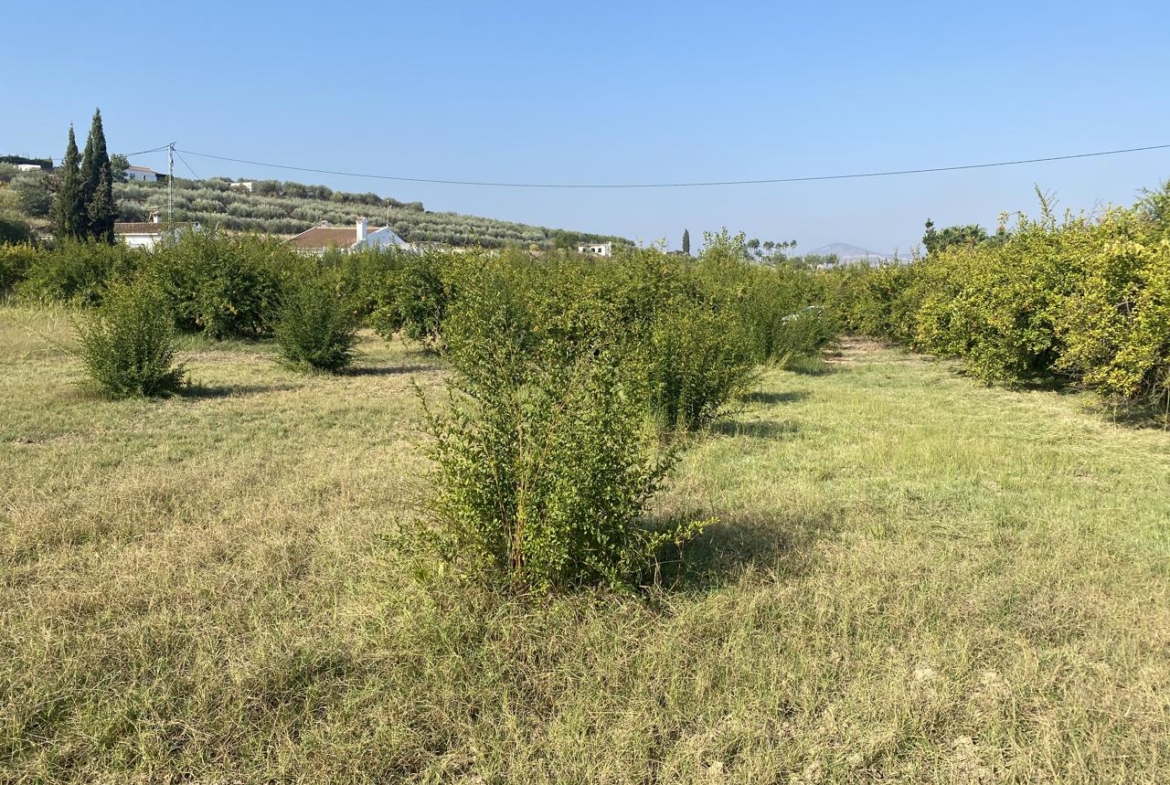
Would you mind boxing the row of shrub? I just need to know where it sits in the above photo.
[820,184,1170,409]
[2,230,838,591]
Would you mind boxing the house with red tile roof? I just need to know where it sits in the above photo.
[286,218,412,255]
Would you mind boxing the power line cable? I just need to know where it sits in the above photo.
[173,142,1170,190]
[123,145,172,158]
[174,149,201,180]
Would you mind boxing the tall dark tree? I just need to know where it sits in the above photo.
[682,228,690,255]
[80,108,115,242]
[87,164,116,244]
[51,126,86,240]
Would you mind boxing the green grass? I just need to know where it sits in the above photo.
[2,310,1168,783]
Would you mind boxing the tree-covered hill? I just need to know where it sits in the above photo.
[0,167,630,250]
[114,177,628,250]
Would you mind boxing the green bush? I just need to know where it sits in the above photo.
[0,244,45,296]
[19,240,142,306]
[0,214,34,245]
[644,296,755,431]
[274,265,359,373]
[424,271,701,591]
[73,278,185,398]
[149,232,287,339]
[370,251,454,350]
[1057,231,1170,406]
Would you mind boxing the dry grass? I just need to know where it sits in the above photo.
[2,305,1168,783]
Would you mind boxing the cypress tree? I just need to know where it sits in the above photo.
[52,126,86,240]
[87,164,116,244]
[80,108,114,242]
[682,228,690,255]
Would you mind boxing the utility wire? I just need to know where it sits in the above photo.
[173,149,201,180]
[169,142,1170,190]
[124,144,172,158]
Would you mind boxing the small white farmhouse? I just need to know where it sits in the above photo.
[126,165,163,182]
[287,219,412,255]
[114,214,200,250]
[577,241,613,257]
[15,163,44,173]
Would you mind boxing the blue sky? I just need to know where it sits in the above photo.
[3,1,1169,253]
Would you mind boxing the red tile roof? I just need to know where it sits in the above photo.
[286,225,391,250]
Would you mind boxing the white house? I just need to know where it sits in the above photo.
[229,181,255,193]
[577,242,613,257]
[287,218,413,255]
[114,214,200,250]
[15,163,43,173]
[126,165,163,182]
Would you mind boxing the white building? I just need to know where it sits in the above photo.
[576,242,613,257]
[15,163,43,173]
[114,214,200,250]
[126,165,163,182]
[287,218,413,255]
[229,181,255,193]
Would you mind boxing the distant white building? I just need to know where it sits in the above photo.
[577,242,613,257]
[15,163,43,172]
[126,165,163,182]
[114,213,200,250]
[229,181,255,193]
[287,218,413,255]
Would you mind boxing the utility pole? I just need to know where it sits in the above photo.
[167,142,175,224]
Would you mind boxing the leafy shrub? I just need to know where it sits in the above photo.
[0,214,34,245]
[368,250,456,349]
[274,265,359,373]
[19,240,142,306]
[1057,231,1170,406]
[149,232,288,339]
[73,278,185,398]
[0,243,45,295]
[424,270,701,591]
[644,297,754,431]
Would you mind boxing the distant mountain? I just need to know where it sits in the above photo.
[803,243,897,264]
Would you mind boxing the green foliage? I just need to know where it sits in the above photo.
[79,109,115,244]
[681,228,690,255]
[149,232,289,339]
[369,251,454,349]
[105,176,629,250]
[424,262,700,591]
[819,183,1170,409]
[274,264,359,373]
[13,173,53,218]
[922,219,991,256]
[18,239,142,306]
[644,296,754,430]
[52,127,86,241]
[1057,229,1170,407]
[108,153,130,183]
[0,214,33,245]
[0,244,44,295]
[73,277,185,398]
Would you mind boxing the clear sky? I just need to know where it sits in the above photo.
[4,1,1169,253]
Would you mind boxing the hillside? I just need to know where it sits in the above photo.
[120,177,632,249]
[0,165,630,250]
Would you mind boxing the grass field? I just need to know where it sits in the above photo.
[2,306,1168,784]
